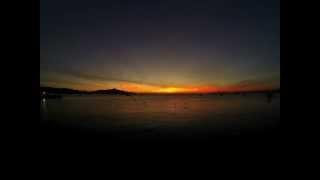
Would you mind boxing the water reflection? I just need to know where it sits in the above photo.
[40,98,48,121]
[266,93,274,103]
[41,98,47,110]
[40,94,280,133]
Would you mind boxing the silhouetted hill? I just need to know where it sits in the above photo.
[40,87,134,95]
[40,86,279,96]
[92,88,133,95]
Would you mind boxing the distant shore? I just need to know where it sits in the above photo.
[40,86,280,96]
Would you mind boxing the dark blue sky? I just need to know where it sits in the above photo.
[40,0,280,92]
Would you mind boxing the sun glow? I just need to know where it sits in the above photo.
[114,82,220,93]
[56,79,267,94]
[155,87,202,93]
[157,87,182,93]
[119,82,200,93]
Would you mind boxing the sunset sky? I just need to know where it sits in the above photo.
[40,0,280,93]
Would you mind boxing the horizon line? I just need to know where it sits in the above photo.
[40,86,280,94]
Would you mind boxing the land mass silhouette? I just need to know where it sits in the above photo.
[40,86,279,96]
[40,86,279,103]
[40,87,134,96]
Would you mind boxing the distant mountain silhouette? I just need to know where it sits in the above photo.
[40,86,279,96]
[92,88,133,95]
[40,87,134,96]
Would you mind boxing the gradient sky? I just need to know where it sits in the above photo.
[40,0,280,93]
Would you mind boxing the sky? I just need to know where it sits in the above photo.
[40,0,280,93]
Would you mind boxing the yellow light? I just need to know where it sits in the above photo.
[157,87,182,93]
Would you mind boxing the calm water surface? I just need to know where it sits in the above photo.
[40,94,280,137]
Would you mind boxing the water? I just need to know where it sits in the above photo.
[40,94,280,138]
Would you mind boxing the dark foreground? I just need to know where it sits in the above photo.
[40,94,280,142]
[39,120,280,143]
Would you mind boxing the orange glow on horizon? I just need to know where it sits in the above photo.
[156,87,195,93]
[45,80,278,93]
[119,82,220,93]
[119,82,275,94]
